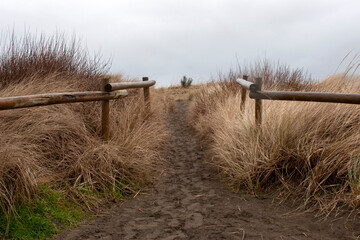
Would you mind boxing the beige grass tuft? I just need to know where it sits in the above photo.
[0,32,168,217]
[190,74,360,214]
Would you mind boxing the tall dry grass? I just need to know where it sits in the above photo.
[216,58,313,90]
[0,33,167,220]
[190,63,360,214]
[0,31,107,88]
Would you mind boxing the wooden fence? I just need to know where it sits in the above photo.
[237,75,360,126]
[0,76,156,141]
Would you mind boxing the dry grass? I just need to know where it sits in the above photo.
[190,65,360,214]
[217,58,313,90]
[0,31,107,88]
[0,74,167,215]
[0,33,167,220]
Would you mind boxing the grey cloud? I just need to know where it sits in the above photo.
[1,0,360,86]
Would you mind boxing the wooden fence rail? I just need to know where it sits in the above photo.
[0,90,128,111]
[249,91,360,104]
[0,77,155,141]
[104,80,156,92]
[236,75,360,127]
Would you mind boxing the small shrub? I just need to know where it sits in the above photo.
[180,75,193,88]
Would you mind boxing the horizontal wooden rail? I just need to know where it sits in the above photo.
[0,90,128,111]
[104,80,156,92]
[236,76,360,128]
[249,91,360,104]
[236,78,257,92]
[0,76,155,142]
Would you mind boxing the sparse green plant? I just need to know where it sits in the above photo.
[0,186,83,239]
[180,75,193,88]
[349,152,360,208]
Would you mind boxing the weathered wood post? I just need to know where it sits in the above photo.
[254,77,263,126]
[101,77,110,141]
[240,75,248,112]
[142,77,151,112]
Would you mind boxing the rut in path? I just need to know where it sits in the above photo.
[55,100,359,240]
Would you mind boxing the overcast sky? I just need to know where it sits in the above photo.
[1,0,360,87]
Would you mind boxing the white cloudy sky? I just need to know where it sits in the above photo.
[1,0,360,86]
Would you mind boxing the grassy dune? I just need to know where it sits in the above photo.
[190,62,360,214]
[0,33,167,238]
[1,31,359,238]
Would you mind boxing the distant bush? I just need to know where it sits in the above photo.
[180,75,193,88]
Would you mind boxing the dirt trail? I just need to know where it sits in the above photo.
[55,100,359,240]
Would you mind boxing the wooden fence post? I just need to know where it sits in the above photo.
[143,77,151,112]
[254,77,263,126]
[101,77,110,141]
[240,75,248,112]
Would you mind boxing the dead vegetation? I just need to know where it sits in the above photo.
[0,31,108,89]
[0,33,167,221]
[190,60,360,215]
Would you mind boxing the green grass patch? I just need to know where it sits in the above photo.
[0,186,83,240]
[0,183,132,239]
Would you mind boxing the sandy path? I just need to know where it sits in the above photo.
[54,100,359,240]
